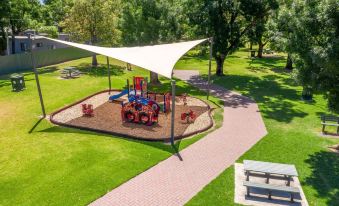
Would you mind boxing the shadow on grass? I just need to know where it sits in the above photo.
[38,125,177,154]
[200,73,307,123]
[304,151,339,206]
[248,56,287,73]
[0,79,11,88]
[0,73,36,89]
[75,63,125,77]
[37,66,58,75]
[28,117,45,133]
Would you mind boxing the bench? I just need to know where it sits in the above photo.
[243,181,300,202]
[321,115,339,134]
[244,160,298,186]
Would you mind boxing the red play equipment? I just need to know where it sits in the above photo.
[119,76,173,125]
[121,96,160,126]
[181,110,196,123]
[163,92,171,113]
[82,104,94,116]
[134,76,144,91]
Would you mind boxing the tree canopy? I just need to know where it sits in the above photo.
[0,0,337,111]
[279,0,339,111]
[185,0,279,75]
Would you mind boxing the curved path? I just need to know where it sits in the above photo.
[89,70,267,206]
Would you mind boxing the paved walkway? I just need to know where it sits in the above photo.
[89,70,267,206]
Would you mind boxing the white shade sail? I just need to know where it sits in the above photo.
[42,37,208,79]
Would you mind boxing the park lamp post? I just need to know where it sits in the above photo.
[207,37,213,100]
[170,79,176,145]
[29,33,46,118]
[106,56,112,94]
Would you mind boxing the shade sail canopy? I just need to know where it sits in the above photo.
[42,37,208,79]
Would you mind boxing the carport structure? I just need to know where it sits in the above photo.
[31,35,213,144]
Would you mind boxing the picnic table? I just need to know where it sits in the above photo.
[321,115,339,134]
[244,160,298,186]
[60,67,81,78]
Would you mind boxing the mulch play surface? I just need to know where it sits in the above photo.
[50,90,213,141]
[67,102,209,140]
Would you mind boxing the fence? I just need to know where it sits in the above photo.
[0,47,92,75]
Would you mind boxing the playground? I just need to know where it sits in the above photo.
[50,77,213,140]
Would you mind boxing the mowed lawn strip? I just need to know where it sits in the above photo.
[179,49,339,206]
[0,55,222,206]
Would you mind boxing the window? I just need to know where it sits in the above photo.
[20,43,27,51]
[36,42,43,47]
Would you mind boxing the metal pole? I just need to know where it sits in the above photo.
[107,56,111,94]
[30,34,46,117]
[6,28,10,55]
[170,80,176,145]
[207,37,213,100]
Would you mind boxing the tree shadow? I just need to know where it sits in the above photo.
[249,56,286,72]
[0,78,11,88]
[37,66,59,75]
[200,73,307,123]
[0,73,35,88]
[75,63,125,77]
[247,66,270,73]
[304,151,339,206]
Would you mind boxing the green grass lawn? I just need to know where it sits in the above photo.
[1,49,338,206]
[176,49,339,206]
[0,55,222,206]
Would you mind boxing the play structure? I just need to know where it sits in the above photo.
[121,95,160,126]
[51,90,212,141]
[181,110,196,123]
[82,104,94,116]
[109,77,172,126]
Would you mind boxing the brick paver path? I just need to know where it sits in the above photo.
[89,70,267,206]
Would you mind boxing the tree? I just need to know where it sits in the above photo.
[186,0,279,76]
[268,1,295,70]
[42,0,73,31]
[7,0,41,54]
[282,0,339,111]
[120,0,185,84]
[253,1,279,58]
[62,0,121,66]
[0,0,10,55]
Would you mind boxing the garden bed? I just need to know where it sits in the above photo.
[50,90,213,141]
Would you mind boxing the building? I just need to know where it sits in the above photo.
[7,30,70,55]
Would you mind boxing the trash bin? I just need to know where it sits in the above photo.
[250,50,256,57]
[10,73,25,91]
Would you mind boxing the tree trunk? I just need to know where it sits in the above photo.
[150,71,160,84]
[257,40,264,58]
[92,54,98,67]
[250,41,253,50]
[215,54,225,76]
[91,34,98,67]
[285,53,293,70]
[0,27,6,55]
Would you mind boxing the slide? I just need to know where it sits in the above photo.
[109,89,129,101]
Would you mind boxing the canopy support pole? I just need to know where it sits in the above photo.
[30,34,46,118]
[170,80,176,145]
[207,37,213,100]
[107,57,111,94]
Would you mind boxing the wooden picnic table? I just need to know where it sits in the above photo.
[244,160,298,186]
